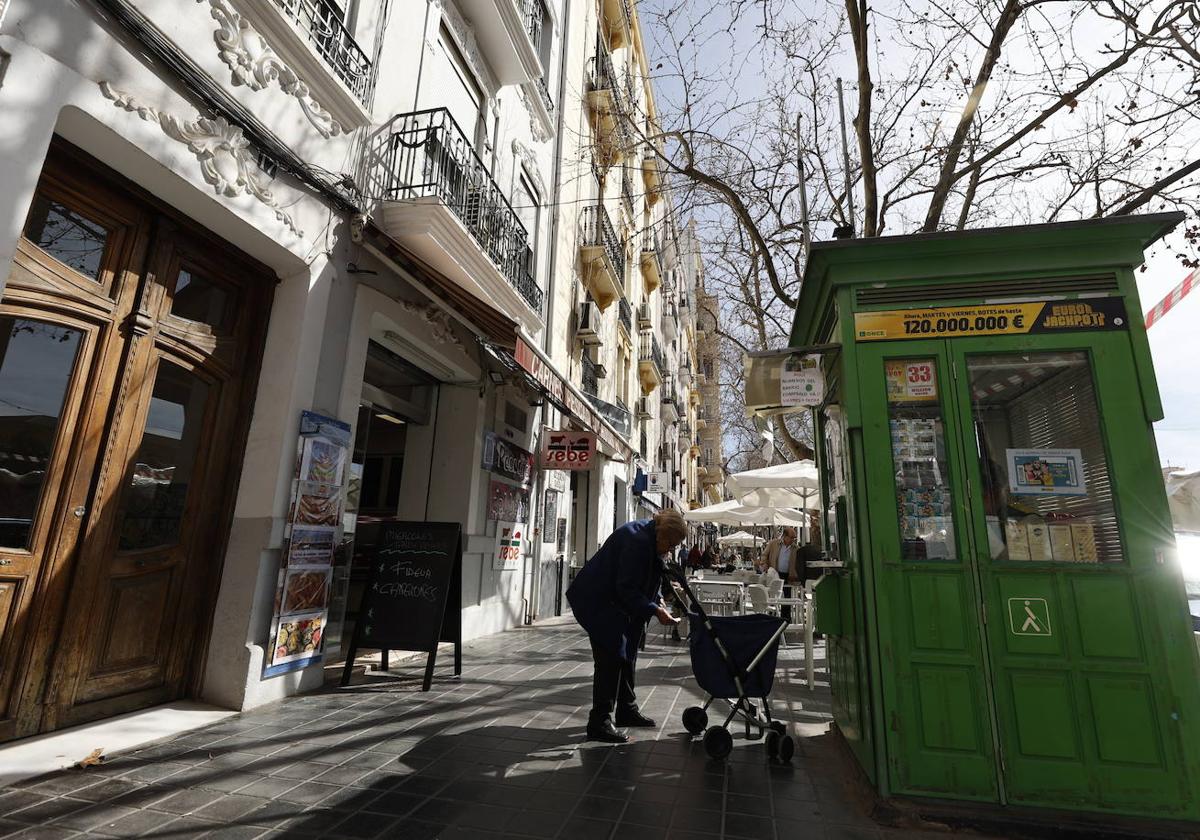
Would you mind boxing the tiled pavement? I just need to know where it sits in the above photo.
[0,618,943,840]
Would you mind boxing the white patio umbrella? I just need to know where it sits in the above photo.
[727,460,821,538]
[718,530,764,547]
[683,499,807,526]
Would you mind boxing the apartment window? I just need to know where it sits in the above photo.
[703,356,714,380]
[427,26,486,152]
[514,172,540,273]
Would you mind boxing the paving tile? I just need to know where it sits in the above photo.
[6,796,91,824]
[194,794,272,822]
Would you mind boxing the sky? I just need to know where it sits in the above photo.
[1140,235,1199,471]
[637,0,1199,472]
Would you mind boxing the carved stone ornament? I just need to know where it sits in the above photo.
[518,86,552,144]
[198,0,344,138]
[399,299,465,351]
[510,138,547,195]
[100,82,303,237]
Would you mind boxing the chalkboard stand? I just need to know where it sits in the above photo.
[339,522,462,692]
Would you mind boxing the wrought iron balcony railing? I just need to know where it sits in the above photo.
[621,167,636,216]
[579,204,626,284]
[587,35,633,125]
[581,352,598,396]
[536,75,554,116]
[273,0,374,104]
[618,297,632,335]
[522,0,544,53]
[383,108,543,315]
[639,330,664,372]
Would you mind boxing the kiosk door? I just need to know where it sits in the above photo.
[862,334,1194,813]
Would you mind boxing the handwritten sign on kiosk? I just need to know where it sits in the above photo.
[340,521,462,691]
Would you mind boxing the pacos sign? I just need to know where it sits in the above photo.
[540,430,596,470]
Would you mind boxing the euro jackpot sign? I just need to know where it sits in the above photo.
[854,298,1129,341]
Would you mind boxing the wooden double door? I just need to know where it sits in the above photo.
[0,141,272,741]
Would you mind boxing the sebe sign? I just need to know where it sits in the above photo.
[540,430,596,470]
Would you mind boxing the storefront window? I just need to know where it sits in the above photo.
[886,358,957,561]
[968,351,1121,563]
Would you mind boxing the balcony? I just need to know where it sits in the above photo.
[459,0,543,84]
[662,301,678,343]
[585,37,632,167]
[621,167,636,218]
[638,330,664,395]
[696,406,707,430]
[600,0,632,48]
[640,236,663,294]
[581,351,598,397]
[617,297,633,342]
[578,205,625,310]
[678,419,691,439]
[689,436,701,456]
[642,145,664,206]
[701,461,722,486]
[661,380,681,423]
[690,386,702,406]
[378,109,543,332]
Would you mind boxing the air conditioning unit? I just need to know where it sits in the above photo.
[577,301,602,344]
[636,396,653,418]
[637,302,653,328]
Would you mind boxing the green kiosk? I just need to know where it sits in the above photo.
[795,212,1200,823]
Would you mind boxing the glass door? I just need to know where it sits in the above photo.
[950,333,1197,816]
[858,341,1000,800]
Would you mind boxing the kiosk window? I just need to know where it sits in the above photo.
[886,358,957,561]
[967,351,1121,563]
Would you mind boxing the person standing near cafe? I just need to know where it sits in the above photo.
[761,526,801,619]
[567,510,688,743]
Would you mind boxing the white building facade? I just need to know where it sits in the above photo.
[0,0,704,742]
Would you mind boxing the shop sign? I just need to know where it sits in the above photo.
[540,430,596,470]
[646,471,670,493]
[488,480,531,522]
[493,520,525,571]
[482,432,534,486]
[779,353,824,407]
[854,298,1129,342]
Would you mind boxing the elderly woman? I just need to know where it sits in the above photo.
[566,509,688,743]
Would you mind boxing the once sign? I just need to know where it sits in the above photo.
[1007,597,1052,637]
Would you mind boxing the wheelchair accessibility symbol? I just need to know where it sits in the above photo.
[1007,597,1052,636]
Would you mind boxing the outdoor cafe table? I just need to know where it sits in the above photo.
[686,576,745,615]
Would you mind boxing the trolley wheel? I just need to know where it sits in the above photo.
[769,721,787,737]
[777,735,795,763]
[703,726,733,760]
[682,706,708,736]
[765,730,780,759]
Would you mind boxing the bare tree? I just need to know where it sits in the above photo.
[635,0,1200,470]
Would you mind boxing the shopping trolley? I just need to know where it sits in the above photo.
[663,561,794,761]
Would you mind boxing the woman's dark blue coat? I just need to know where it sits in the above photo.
[566,518,662,661]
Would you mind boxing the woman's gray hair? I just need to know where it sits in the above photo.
[653,509,688,544]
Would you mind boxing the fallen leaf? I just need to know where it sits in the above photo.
[75,748,105,769]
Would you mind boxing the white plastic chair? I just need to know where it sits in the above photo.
[767,578,784,600]
[746,584,774,615]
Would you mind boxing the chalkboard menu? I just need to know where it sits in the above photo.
[340,521,462,690]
